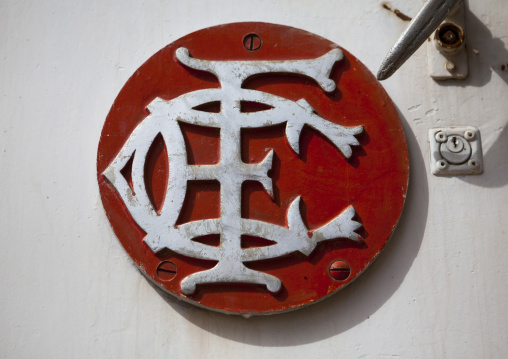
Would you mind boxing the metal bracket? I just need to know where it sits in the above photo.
[429,127,483,176]
[427,1,468,80]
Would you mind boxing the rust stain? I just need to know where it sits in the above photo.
[394,10,412,21]
[381,2,412,22]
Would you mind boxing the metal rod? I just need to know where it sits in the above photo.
[377,0,462,81]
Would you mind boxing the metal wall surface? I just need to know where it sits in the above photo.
[1,0,507,357]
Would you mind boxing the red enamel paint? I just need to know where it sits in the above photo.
[97,22,409,315]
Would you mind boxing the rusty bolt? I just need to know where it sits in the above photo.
[329,260,351,281]
[435,22,464,51]
[243,34,262,51]
[156,261,177,281]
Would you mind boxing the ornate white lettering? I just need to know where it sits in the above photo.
[103,48,364,294]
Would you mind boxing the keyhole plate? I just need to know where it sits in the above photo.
[440,135,471,164]
[429,127,483,176]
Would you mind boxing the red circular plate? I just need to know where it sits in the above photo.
[97,22,409,315]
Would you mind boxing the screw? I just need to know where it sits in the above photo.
[329,260,351,281]
[437,159,448,170]
[243,34,262,51]
[468,159,479,169]
[156,261,177,281]
[464,130,475,140]
[435,131,447,143]
[445,61,456,72]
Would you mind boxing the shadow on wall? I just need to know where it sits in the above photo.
[461,122,508,188]
[147,110,429,346]
[438,8,508,88]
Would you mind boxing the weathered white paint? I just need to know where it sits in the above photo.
[1,0,507,357]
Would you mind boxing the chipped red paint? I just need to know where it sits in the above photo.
[97,22,409,315]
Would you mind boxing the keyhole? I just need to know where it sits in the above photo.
[446,136,464,153]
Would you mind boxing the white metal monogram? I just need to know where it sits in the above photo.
[104,47,364,294]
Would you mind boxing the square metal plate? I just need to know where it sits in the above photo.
[429,127,483,176]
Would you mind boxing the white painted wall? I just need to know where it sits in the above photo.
[1,0,507,357]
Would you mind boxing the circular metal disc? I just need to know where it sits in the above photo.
[97,22,409,315]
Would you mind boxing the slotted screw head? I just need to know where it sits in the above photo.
[329,260,351,281]
[156,261,177,281]
[445,61,456,72]
[243,34,262,51]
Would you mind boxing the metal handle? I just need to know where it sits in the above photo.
[377,0,462,80]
